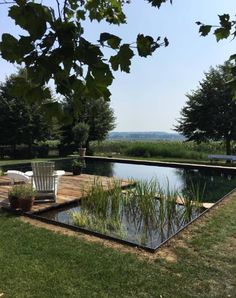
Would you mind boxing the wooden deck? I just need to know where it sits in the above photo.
[0,174,134,213]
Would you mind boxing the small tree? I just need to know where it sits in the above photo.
[73,122,90,149]
[61,96,116,149]
[175,62,236,155]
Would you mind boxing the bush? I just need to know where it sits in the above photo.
[13,146,31,159]
[33,145,49,158]
[59,144,77,157]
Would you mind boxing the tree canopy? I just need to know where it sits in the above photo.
[175,62,236,155]
[197,13,236,95]
[0,0,170,116]
[61,94,115,148]
[0,69,52,151]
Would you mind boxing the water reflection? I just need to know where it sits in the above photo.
[83,160,236,203]
[2,158,236,203]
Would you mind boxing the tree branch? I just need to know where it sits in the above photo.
[56,0,62,19]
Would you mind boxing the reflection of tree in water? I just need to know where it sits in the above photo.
[54,159,73,172]
[83,160,114,177]
[175,168,236,203]
[55,159,114,177]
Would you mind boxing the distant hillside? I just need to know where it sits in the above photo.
[108,131,185,141]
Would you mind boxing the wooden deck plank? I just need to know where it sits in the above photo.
[0,173,134,213]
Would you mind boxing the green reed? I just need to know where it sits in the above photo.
[179,180,205,223]
[71,178,126,237]
[71,176,205,243]
[124,179,160,230]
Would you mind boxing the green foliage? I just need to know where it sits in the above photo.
[91,140,229,160]
[175,61,236,155]
[73,122,89,148]
[0,0,170,105]
[197,14,233,41]
[37,140,60,149]
[71,179,125,236]
[137,34,168,57]
[197,14,236,96]
[71,177,203,243]
[9,184,36,199]
[62,96,116,147]
[0,69,52,152]
[147,0,173,8]
[72,158,85,168]
[124,142,205,159]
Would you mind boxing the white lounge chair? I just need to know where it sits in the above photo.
[31,162,64,203]
[6,170,31,185]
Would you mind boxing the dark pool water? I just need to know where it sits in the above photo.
[3,158,236,202]
[41,200,203,250]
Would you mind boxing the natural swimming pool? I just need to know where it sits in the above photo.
[4,158,236,251]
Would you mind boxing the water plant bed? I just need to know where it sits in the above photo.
[27,177,232,253]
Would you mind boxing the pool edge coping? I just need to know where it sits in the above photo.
[85,155,236,171]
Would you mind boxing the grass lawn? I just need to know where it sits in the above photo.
[1,194,236,297]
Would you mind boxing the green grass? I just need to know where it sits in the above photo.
[91,140,226,161]
[1,194,236,297]
[90,140,236,166]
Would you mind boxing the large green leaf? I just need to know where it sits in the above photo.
[214,28,230,41]
[0,34,21,63]
[9,3,51,40]
[100,33,121,49]
[110,44,134,72]
[147,0,172,8]
[219,14,231,30]
[137,34,154,57]
[199,25,212,36]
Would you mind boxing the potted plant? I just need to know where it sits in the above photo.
[19,184,36,212]
[73,122,90,157]
[9,184,36,212]
[72,158,86,175]
[8,185,22,209]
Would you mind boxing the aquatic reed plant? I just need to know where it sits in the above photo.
[123,179,161,231]
[70,176,205,246]
[179,180,205,222]
[82,178,110,218]
[71,178,126,237]
[70,209,126,237]
[164,180,179,224]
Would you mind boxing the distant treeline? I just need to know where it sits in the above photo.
[108,131,185,141]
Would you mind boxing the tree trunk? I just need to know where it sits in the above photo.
[28,143,32,158]
[86,140,92,155]
[12,144,16,159]
[225,138,231,155]
[225,138,232,164]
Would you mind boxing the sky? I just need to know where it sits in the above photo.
[0,1,235,132]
